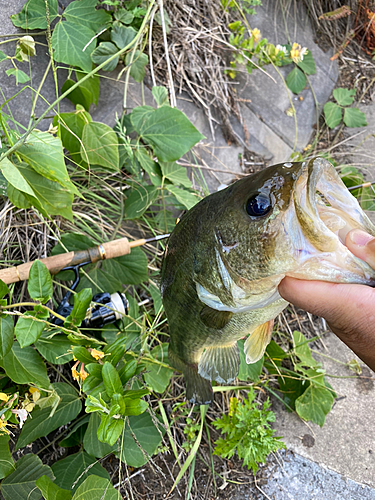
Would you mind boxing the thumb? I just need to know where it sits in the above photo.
[345,229,375,269]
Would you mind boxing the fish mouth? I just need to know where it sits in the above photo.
[286,157,375,284]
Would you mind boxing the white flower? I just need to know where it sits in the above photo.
[12,409,28,429]
[275,44,288,56]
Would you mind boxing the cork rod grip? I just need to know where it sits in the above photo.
[0,237,131,285]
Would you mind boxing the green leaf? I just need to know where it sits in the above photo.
[119,412,163,467]
[72,346,94,364]
[15,314,45,348]
[161,161,191,187]
[166,185,200,209]
[97,414,124,445]
[110,25,137,49]
[135,148,162,186]
[5,68,30,85]
[7,163,74,221]
[59,416,89,447]
[333,87,355,106]
[152,86,169,107]
[343,107,367,128]
[278,375,305,410]
[286,66,306,94]
[130,105,155,131]
[35,331,74,365]
[1,342,50,388]
[63,0,111,31]
[124,184,158,219]
[237,339,263,381]
[51,452,110,491]
[297,50,316,75]
[293,331,317,367]
[0,435,15,480]
[17,130,78,194]
[0,157,35,196]
[1,455,53,500]
[133,106,204,161]
[295,384,334,427]
[83,413,117,457]
[126,50,148,82]
[6,185,29,210]
[16,383,82,449]
[81,122,119,170]
[0,51,7,63]
[115,9,134,24]
[324,101,342,129]
[143,344,173,393]
[61,79,93,112]
[28,259,53,303]
[66,288,92,326]
[0,280,9,299]
[91,42,119,72]
[52,108,92,164]
[71,475,117,500]
[35,475,72,500]
[76,71,100,105]
[11,0,58,29]
[102,361,123,397]
[0,315,14,359]
[149,283,162,315]
[51,21,97,73]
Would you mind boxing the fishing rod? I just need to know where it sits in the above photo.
[348,181,375,191]
[0,233,170,286]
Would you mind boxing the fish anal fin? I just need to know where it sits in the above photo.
[244,320,274,364]
[200,306,233,330]
[198,343,240,384]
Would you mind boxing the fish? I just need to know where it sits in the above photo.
[160,157,375,404]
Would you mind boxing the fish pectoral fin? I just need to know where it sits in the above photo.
[244,320,274,364]
[198,343,240,384]
[200,306,233,330]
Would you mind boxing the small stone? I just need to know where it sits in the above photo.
[302,434,315,448]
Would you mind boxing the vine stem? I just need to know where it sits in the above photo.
[1,302,65,321]
[157,0,176,107]
[0,0,157,164]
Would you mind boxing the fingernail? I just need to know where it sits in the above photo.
[348,229,374,247]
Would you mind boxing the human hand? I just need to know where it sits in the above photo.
[278,229,375,372]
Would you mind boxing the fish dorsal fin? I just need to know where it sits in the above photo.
[244,320,274,364]
[200,306,233,330]
[198,343,240,383]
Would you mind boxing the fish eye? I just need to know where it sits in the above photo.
[246,193,272,217]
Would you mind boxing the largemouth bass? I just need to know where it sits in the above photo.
[160,158,375,404]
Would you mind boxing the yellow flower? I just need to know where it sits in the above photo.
[71,361,88,382]
[90,348,105,361]
[251,28,261,43]
[29,387,41,403]
[0,393,9,403]
[290,42,308,63]
[79,364,88,382]
[0,416,11,435]
[71,360,80,382]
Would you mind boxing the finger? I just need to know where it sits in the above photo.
[278,276,372,330]
[279,276,375,371]
[345,229,375,269]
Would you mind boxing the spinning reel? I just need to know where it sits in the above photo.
[52,262,129,330]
